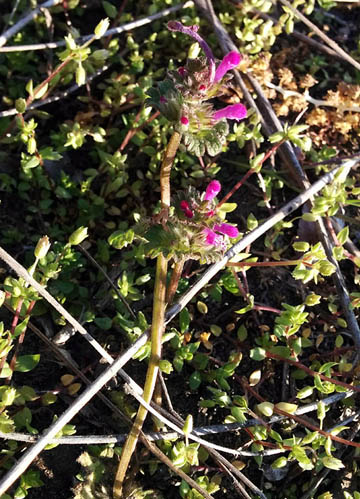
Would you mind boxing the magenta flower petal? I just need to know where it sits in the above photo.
[213,103,247,122]
[180,116,189,126]
[203,228,224,247]
[203,227,217,245]
[204,180,221,201]
[214,52,242,83]
[214,223,239,238]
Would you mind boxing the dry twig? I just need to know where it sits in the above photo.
[0,2,194,52]
[0,0,62,48]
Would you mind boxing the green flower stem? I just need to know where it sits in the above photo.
[113,131,181,498]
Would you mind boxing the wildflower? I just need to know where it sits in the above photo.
[214,52,242,83]
[204,180,221,201]
[140,180,239,263]
[203,227,225,248]
[214,223,239,238]
[180,180,239,249]
[147,22,247,156]
[213,103,247,122]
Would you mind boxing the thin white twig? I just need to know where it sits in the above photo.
[266,81,360,113]
[0,332,148,496]
[0,163,354,495]
[0,0,62,48]
[278,0,360,72]
[0,1,195,52]
[0,66,110,118]
[0,391,352,447]
[0,246,119,364]
[166,161,355,323]
[0,0,21,35]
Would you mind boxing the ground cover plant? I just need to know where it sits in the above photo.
[0,0,360,497]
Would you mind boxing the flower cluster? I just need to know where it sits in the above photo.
[147,22,247,156]
[138,180,239,263]
[180,180,239,250]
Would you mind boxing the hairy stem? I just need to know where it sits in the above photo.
[166,259,184,305]
[113,131,181,497]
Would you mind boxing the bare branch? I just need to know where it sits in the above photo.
[0,0,62,48]
[0,1,194,52]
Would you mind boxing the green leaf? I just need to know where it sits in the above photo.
[293,241,310,252]
[14,317,29,337]
[272,456,287,468]
[237,324,248,341]
[14,354,40,372]
[0,362,12,378]
[13,407,32,429]
[336,226,349,245]
[108,229,134,249]
[94,317,112,330]
[290,445,313,470]
[189,370,201,390]
[296,386,314,399]
[269,346,292,358]
[33,83,48,100]
[173,357,184,372]
[179,307,190,333]
[231,406,247,423]
[0,386,16,406]
[250,347,266,361]
[22,156,40,170]
[318,362,338,374]
[102,0,117,18]
[322,456,345,470]
[159,359,173,374]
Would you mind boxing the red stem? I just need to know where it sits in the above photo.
[242,378,360,449]
[217,139,285,208]
[266,352,360,393]
[7,300,36,382]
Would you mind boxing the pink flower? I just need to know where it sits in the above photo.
[204,180,221,201]
[168,23,242,87]
[203,227,224,247]
[214,223,239,238]
[213,103,247,122]
[214,52,242,83]
[180,116,189,126]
